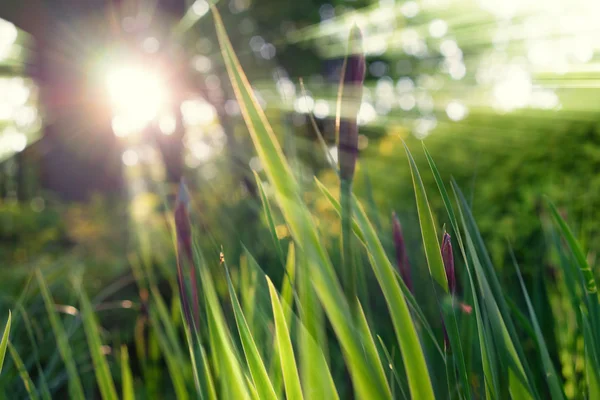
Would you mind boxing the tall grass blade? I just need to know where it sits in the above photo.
[225,265,278,400]
[9,342,39,400]
[404,142,448,293]
[512,252,566,399]
[78,288,119,400]
[267,276,304,400]
[120,346,135,400]
[199,263,250,400]
[0,311,10,375]
[212,6,391,398]
[255,173,285,266]
[36,270,85,400]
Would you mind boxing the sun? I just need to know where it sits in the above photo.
[106,64,169,137]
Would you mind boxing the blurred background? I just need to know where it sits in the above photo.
[1,0,599,396]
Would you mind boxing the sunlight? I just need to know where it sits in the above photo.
[106,64,168,137]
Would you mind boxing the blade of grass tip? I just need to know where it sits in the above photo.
[36,270,85,400]
[120,346,134,400]
[422,144,458,237]
[404,142,448,293]
[254,172,285,267]
[212,7,389,398]
[454,188,535,400]
[224,264,278,400]
[9,342,41,400]
[547,199,600,343]
[355,302,394,400]
[511,250,566,399]
[453,180,540,398]
[199,263,250,400]
[314,177,444,359]
[376,336,409,400]
[0,311,10,374]
[546,199,597,296]
[78,289,118,400]
[422,144,471,398]
[352,199,435,399]
[269,242,298,396]
[267,277,304,400]
[449,186,500,399]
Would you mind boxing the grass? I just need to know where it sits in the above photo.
[1,7,599,400]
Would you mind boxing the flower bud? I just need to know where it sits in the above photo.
[338,25,365,183]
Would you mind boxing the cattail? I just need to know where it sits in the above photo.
[392,212,413,292]
[441,232,456,295]
[174,179,200,329]
[337,25,365,183]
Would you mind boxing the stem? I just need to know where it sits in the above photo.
[341,179,356,311]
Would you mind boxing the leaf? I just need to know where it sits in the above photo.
[120,346,135,400]
[512,252,566,399]
[9,342,39,400]
[79,288,119,400]
[0,311,10,375]
[212,6,390,398]
[404,142,448,293]
[267,277,304,400]
[36,270,85,400]
[225,265,278,400]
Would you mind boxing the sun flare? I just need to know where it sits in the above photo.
[106,64,168,137]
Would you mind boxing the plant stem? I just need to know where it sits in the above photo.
[341,179,356,312]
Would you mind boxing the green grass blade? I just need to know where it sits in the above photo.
[547,200,597,295]
[9,342,39,400]
[512,253,566,399]
[120,346,135,400]
[255,172,285,266]
[314,177,444,359]
[0,311,10,374]
[404,142,448,293]
[453,180,541,398]
[422,143,473,398]
[267,277,304,400]
[354,199,435,399]
[149,310,190,400]
[78,288,118,400]
[36,270,85,400]
[212,6,390,398]
[296,313,338,400]
[225,265,278,400]
[199,263,250,400]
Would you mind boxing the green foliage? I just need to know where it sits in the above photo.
[3,8,600,400]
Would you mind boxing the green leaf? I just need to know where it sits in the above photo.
[255,173,285,266]
[36,270,85,400]
[120,346,135,400]
[9,342,39,400]
[78,288,119,400]
[225,265,278,400]
[267,276,304,400]
[404,142,448,293]
[512,253,566,399]
[0,311,10,375]
[547,200,597,294]
[200,263,250,400]
[212,6,390,398]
